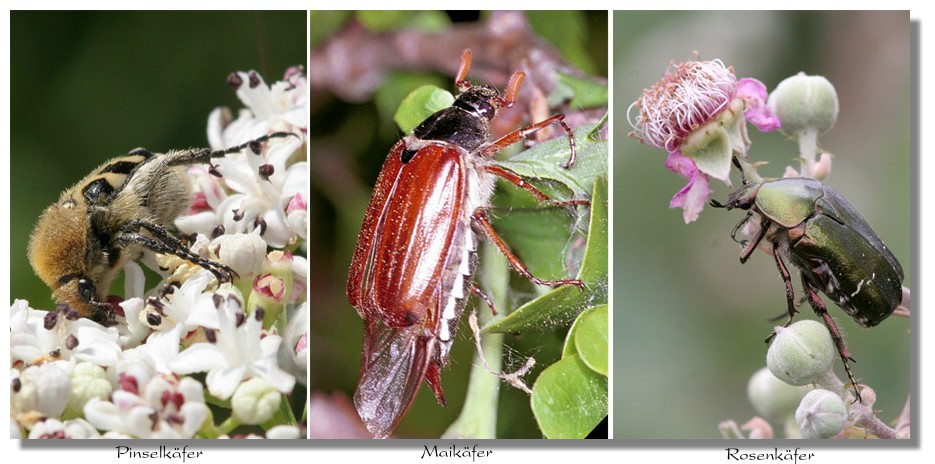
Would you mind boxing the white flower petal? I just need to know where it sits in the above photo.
[205,365,248,399]
[265,425,301,439]
[170,343,227,374]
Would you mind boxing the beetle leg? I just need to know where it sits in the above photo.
[771,241,799,327]
[471,209,585,289]
[118,219,237,282]
[478,114,578,169]
[801,277,863,404]
[470,283,498,316]
[739,218,768,264]
[484,165,589,208]
[88,299,116,324]
[728,212,752,244]
[424,362,447,407]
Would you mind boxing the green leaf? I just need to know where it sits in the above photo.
[357,11,450,33]
[392,85,454,133]
[526,11,596,75]
[375,74,449,137]
[531,354,608,439]
[573,305,608,376]
[496,122,608,198]
[680,124,732,182]
[488,206,578,287]
[308,11,352,48]
[550,73,609,109]
[486,176,608,333]
[577,175,608,284]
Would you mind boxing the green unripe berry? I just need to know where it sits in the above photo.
[767,73,839,137]
[747,367,811,422]
[796,389,848,438]
[767,320,835,386]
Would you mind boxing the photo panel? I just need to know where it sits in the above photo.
[310,10,609,439]
[9,10,308,440]
[614,10,910,440]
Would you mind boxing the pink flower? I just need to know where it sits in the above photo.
[630,60,737,152]
[737,78,781,132]
[664,152,713,223]
[630,59,780,223]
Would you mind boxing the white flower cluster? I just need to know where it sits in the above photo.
[11,67,308,439]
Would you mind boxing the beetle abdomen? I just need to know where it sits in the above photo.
[435,222,477,361]
[794,213,903,327]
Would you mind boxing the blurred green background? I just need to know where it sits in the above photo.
[614,11,910,438]
[310,11,608,438]
[10,11,306,310]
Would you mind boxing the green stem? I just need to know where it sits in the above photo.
[442,241,510,439]
[816,370,846,401]
[797,127,819,175]
[200,415,242,438]
[217,416,241,436]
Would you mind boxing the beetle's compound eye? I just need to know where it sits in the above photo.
[77,278,98,302]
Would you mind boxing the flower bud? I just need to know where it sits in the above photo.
[66,362,113,419]
[12,362,71,418]
[747,367,812,422]
[767,73,839,137]
[286,193,307,240]
[248,273,286,328]
[795,389,847,438]
[212,233,268,279]
[767,320,835,386]
[231,377,281,425]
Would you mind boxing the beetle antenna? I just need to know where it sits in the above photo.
[167,131,299,166]
[499,71,525,108]
[455,49,473,92]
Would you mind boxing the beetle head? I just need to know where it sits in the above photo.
[453,85,500,122]
[710,182,762,211]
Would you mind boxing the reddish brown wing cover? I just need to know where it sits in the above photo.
[348,142,466,327]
